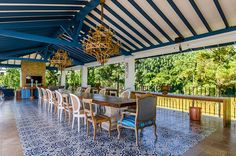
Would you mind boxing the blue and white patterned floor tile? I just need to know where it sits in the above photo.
[13,100,217,156]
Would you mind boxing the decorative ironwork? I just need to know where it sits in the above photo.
[50,49,72,71]
[82,0,121,65]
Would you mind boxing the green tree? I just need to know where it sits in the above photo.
[88,63,125,90]
[66,70,81,91]
[46,70,59,86]
[0,68,20,89]
[135,45,236,96]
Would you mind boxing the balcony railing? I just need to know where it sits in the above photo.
[131,91,232,127]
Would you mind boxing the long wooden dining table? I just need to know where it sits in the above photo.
[61,91,136,130]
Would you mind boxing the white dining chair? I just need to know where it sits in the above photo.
[76,87,82,94]
[41,88,48,107]
[84,87,91,93]
[37,87,42,100]
[70,93,86,132]
[109,91,117,96]
[55,91,64,122]
[99,88,106,95]
[120,90,131,99]
[46,89,54,112]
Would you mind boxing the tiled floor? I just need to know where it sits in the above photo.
[0,99,235,156]
[0,99,23,156]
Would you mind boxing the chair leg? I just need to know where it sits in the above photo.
[87,120,90,136]
[108,120,111,137]
[60,109,63,122]
[58,108,60,119]
[51,104,53,112]
[48,103,49,112]
[68,112,71,124]
[72,116,75,129]
[117,125,121,139]
[140,128,143,137]
[100,123,102,132]
[84,117,86,125]
[93,123,97,141]
[135,128,139,146]
[78,117,80,132]
[154,123,157,139]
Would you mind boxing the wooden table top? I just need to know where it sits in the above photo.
[62,91,136,108]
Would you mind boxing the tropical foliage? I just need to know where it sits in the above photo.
[88,63,125,91]
[135,46,236,96]
[0,68,20,89]
[46,70,59,86]
[66,70,81,91]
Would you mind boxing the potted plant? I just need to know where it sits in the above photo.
[189,100,202,121]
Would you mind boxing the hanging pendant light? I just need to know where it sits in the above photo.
[50,49,72,72]
[83,0,121,65]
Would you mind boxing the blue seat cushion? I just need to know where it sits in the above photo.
[118,116,154,128]
[118,115,135,128]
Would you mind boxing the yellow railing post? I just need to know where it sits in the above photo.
[223,98,231,127]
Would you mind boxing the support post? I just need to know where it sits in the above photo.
[124,56,135,91]
[81,65,88,87]
[61,70,67,87]
[20,70,23,87]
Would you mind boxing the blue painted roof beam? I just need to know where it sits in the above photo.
[50,45,90,63]
[146,0,183,37]
[167,0,197,36]
[0,16,73,23]
[60,25,73,38]
[0,64,57,70]
[132,26,236,53]
[0,47,45,57]
[0,0,89,5]
[189,0,212,32]
[0,29,82,48]
[92,9,145,48]
[0,6,83,11]
[0,57,47,63]
[72,20,83,41]
[75,0,100,21]
[104,4,154,46]
[128,0,173,42]
[0,20,72,29]
[213,0,229,28]
[112,0,163,44]
[72,0,100,41]
[0,12,75,17]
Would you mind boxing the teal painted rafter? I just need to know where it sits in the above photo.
[0,64,57,70]
[0,47,44,57]
[0,56,47,63]
[0,29,82,48]
[72,0,100,41]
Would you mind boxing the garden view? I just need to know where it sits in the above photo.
[0,45,236,97]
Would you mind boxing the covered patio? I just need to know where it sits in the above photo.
[0,0,236,155]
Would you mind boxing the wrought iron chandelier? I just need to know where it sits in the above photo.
[50,49,72,71]
[82,0,121,65]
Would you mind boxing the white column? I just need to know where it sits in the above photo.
[61,70,67,86]
[81,65,88,87]
[20,70,22,87]
[124,56,135,91]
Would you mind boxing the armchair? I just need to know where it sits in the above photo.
[117,94,157,145]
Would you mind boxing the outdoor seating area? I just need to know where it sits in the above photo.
[0,0,236,156]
